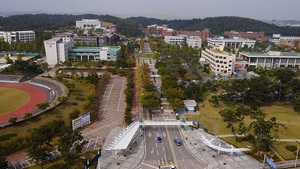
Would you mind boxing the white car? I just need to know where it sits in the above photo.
[170,165,176,169]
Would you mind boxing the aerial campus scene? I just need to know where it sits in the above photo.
[1,0,300,169]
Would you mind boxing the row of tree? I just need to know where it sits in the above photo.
[139,64,160,117]
[0,32,52,55]
[207,68,300,109]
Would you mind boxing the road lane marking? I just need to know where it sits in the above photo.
[182,156,185,162]
[156,143,157,148]
[164,154,167,165]
[163,146,165,151]
[179,149,182,153]
[165,126,179,168]
[157,151,159,156]
[151,147,154,154]
[141,163,158,169]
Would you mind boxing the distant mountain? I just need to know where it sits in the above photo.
[127,16,300,36]
[271,20,300,27]
[0,14,299,37]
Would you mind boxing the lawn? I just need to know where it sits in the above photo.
[0,88,30,116]
[185,92,300,160]
[28,150,99,169]
[0,79,90,138]
[185,92,232,136]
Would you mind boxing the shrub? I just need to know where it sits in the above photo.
[285,145,297,152]
[0,133,17,141]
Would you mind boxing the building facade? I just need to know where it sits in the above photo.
[44,37,120,65]
[76,19,102,34]
[201,49,235,76]
[207,37,256,51]
[239,51,300,69]
[224,30,269,42]
[164,35,186,45]
[0,31,35,44]
[44,37,74,65]
[279,36,300,49]
[186,36,202,48]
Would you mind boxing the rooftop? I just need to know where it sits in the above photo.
[242,51,300,57]
[208,37,256,42]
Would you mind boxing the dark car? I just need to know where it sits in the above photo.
[174,138,182,146]
[157,136,162,143]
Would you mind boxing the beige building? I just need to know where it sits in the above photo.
[201,49,236,76]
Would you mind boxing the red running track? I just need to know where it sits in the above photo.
[0,83,47,124]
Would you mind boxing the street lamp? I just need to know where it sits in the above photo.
[295,147,300,168]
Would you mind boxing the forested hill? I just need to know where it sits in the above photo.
[0,14,143,37]
[0,14,300,37]
[127,16,300,36]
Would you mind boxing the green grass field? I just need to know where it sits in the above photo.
[0,88,30,116]
[185,92,300,160]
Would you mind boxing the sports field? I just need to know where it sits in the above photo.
[0,88,30,116]
[0,83,47,124]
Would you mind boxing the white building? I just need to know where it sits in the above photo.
[186,36,202,48]
[207,37,256,51]
[76,19,102,34]
[44,37,74,65]
[239,51,300,69]
[164,35,186,45]
[44,37,120,65]
[0,31,35,44]
[269,34,281,45]
[201,49,236,76]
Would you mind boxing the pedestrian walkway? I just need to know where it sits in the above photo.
[181,129,262,169]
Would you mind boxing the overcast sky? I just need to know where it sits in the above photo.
[1,0,299,20]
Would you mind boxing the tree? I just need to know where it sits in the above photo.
[250,117,279,153]
[24,113,33,121]
[208,95,220,108]
[140,92,160,113]
[9,117,17,126]
[0,156,8,169]
[36,102,50,112]
[4,55,13,64]
[57,125,87,169]
[16,53,22,61]
[28,120,65,169]
[40,62,49,71]
[16,41,24,52]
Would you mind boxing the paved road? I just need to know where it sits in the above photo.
[140,111,207,169]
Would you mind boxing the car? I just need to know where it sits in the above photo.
[170,165,176,169]
[174,138,182,146]
[157,136,162,143]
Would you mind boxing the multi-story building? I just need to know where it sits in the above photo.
[44,37,120,65]
[186,36,202,48]
[147,24,211,41]
[76,19,102,35]
[238,51,300,69]
[279,36,300,49]
[269,34,281,45]
[201,49,235,76]
[207,37,256,51]
[73,36,99,46]
[0,31,35,44]
[44,37,74,65]
[224,30,269,42]
[164,35,186,45]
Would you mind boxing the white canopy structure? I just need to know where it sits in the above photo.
[198,133,250,154]
[106,120,193,150]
